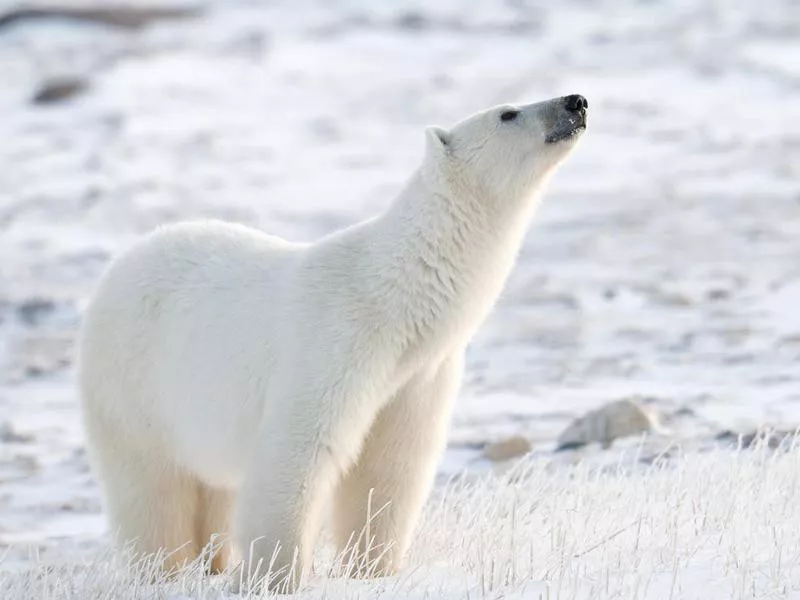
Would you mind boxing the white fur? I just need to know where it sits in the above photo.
[78,96,585,591]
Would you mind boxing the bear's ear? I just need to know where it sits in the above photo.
[425,126,452,157]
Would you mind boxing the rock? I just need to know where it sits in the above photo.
[8,332,74,380]
[482,435,531,462]
[395,11,428,30]
[12,454,39,473]
[24,359,56,378]
[16,298,56,326]
[0,5,200,32]
[32,77,88,105]
[0,421,33,444]
[716,428,796,450]
[707,288,730,301]
[556,398,665,451]
[59,496,100,513]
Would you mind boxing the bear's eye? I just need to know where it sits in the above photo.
[500,110,519,122]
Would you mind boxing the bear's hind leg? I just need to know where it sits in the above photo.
[332,354,464,578]
[89,430,202,574]
[197,485,235,574]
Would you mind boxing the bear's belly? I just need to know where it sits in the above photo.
[169,402,259,489]
[148,358,271,489]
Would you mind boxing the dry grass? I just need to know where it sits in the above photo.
[3,438,800,599]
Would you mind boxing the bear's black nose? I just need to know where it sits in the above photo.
[564,94,588,112]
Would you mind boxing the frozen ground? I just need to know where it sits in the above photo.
[5,446,800,600]
[0,0,799,596]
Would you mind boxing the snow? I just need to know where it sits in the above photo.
[1,0,799,597]
[5,446,800,599]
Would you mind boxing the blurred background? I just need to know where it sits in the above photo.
[0,0,798,566]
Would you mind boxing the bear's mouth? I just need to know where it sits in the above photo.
[545,122,586,144]
[545,111,587,143]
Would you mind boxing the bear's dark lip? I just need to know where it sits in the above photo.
[545,124,586,144]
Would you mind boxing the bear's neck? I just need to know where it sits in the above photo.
[372,169,543,351]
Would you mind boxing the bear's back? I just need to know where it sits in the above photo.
[78,220,302,462]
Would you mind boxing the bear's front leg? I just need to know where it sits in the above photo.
[332,354,464,577]
[234,382,379,593]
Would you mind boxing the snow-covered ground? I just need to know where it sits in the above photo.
[5,445,800,599]
[0,0,799,597]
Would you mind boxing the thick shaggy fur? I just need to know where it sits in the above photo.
[78,96,586,591]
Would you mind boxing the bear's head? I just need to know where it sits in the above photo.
[425,95,587,214]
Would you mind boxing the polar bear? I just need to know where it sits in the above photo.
[78,94,588,591]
